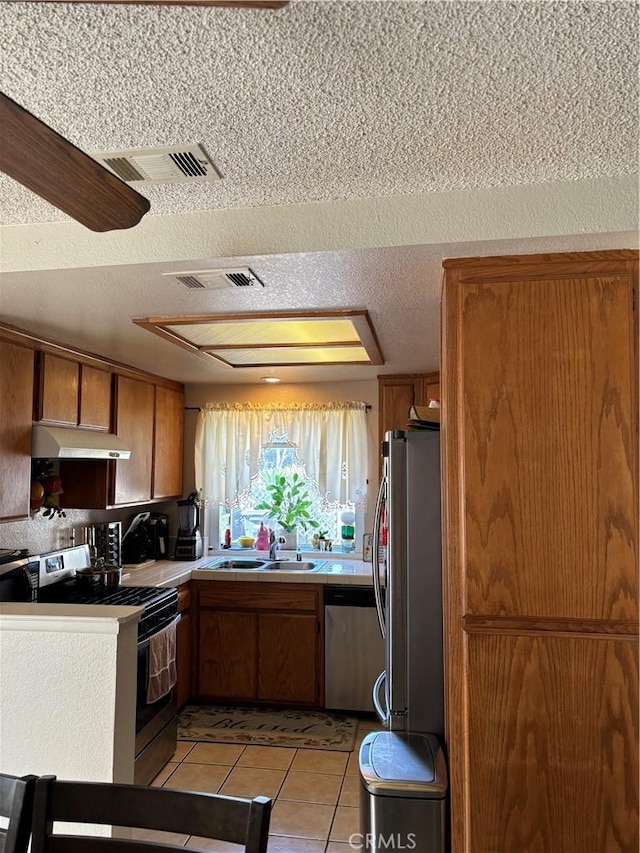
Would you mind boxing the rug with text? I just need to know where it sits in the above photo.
[178,705,358,751]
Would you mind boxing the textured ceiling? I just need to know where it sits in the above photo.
[0,0,638,387]
[1,0,637,225]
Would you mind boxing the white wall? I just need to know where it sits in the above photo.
[0,606,138,785]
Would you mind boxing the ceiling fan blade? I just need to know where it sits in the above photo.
[0,92,151,232]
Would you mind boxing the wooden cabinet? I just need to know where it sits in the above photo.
[195,581,324,707]
[79,364,111,430]
[61,374,183,509]
[0,340,34,521]
[112,375,155,505]
[36,352,79,426]
[153,385,184,499]
[442,250,639,852]
[176,584,193,709]
[35,352,111,430]
[378,372,440,445]
[257,612,319,704]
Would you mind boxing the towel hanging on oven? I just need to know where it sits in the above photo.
[146,617,178,704]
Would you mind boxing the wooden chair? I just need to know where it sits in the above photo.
[31,776,271,853]
[0,773,37,853]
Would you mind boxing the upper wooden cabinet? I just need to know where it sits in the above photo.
[60,373,184,509]
[378,372,440,446]
[79,364,111,430]
[153,385,184,500]
[442,250,639,852]
[0,340,35,521]
[111,375,155,505]
[35,352,111,430]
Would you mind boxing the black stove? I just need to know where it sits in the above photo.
[38,579,178,643]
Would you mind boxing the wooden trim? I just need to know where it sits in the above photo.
[377,371,440,384]
[442,249,639,280]
[441,264,470,852]
[464,615,639,640]
[0,322,184,392]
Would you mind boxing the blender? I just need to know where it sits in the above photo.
[174,492,203,560]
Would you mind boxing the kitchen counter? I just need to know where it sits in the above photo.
[122,551,375,589]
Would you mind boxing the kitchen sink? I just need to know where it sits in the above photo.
[199,559,269,570]
[197,558,326,572]
[263,560,325,572]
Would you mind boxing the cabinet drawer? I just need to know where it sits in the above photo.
[197,581,320,612]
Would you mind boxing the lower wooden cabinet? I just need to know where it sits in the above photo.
[257,612,319,704]
[176,584,193,710]
[195,581,324,708]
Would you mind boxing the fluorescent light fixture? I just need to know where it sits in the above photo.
[262,376,281,383]
[133,310,384,369]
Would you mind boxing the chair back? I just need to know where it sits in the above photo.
[31,776,271,853]
[0,773,37,853]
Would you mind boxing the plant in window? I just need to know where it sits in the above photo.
[255,472,320,535]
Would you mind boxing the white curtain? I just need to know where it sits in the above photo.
[195,402,369,508]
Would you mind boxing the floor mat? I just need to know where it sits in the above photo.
[178,705,358,751]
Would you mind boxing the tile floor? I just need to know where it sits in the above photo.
[148,716,383,852]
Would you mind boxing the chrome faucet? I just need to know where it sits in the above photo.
[268,532,279,561]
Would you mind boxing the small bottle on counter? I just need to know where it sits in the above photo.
[255,522,269,551]
[223,528,231,549]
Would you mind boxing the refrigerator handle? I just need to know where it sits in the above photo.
[372,670,389,726]
[372,470,386,639]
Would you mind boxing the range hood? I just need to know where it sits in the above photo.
[32,425,131,460]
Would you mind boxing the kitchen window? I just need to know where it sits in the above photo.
[194,402,368,552]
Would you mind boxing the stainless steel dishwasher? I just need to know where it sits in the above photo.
[324,585,385,712]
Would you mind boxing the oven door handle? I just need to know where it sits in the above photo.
[137,613,180,651]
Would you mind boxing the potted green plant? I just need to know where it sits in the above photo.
[255,472,319,550]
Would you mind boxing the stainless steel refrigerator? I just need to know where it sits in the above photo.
[359,428,447,853]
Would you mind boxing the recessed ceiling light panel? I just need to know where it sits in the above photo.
[133,310,384,369]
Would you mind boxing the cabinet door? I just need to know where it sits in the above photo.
[0,341,34,521]
[443,250,639,852]
[198,611,257,699]
[37,352,79,425]
[153,385,184,499]
[257,612,320,705]
[466,633,638,852]
[112,375,155,505]
[378,375,423,440]
[78,364,111,430]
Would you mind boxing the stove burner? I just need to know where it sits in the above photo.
[38,580,178,642]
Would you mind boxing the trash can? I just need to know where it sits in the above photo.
[359,731,448,853]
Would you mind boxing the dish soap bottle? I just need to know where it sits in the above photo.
[255,522,269,551]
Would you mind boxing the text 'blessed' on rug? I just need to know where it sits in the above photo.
[178,705,358,751]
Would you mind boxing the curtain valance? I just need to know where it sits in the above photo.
[194,402,368,507]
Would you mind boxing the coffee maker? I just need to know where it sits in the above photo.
[146,513,170,560]
[174,493,203,560]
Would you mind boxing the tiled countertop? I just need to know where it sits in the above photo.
[122,551,374,589]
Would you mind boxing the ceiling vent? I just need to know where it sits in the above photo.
[165,268,265,290]
[91,144,222,185]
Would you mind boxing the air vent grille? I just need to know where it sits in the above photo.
[165,268,265,290]
[92,144,221,185]
[176,275,207,290]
